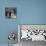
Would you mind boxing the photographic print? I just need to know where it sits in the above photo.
[18,24,46,46]
[5,7,17,19]
[18,24,46,41]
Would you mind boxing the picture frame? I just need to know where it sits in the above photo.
[5,7,17,19]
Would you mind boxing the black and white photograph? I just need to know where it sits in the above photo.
[5,7,17,19]
[18,25,46,46]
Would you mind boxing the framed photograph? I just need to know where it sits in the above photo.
[5,7,17,19]
[18,24,46,41]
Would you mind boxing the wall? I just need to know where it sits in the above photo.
[0,0,46,44]
[0,0,21,44]
[20,0,46,24]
